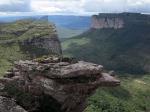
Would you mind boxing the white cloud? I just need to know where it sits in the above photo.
[30,0,83,14]
[0,0,150,15]
[30,0,150,15]
[0,0,30,12]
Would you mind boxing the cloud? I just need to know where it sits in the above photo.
[0,0,150,15]
[30,0,83,14]
[30,0,150,15]
[0,0,31,12]
[81,0,150,13]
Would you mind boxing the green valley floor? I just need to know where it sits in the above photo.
[85,74,150,112]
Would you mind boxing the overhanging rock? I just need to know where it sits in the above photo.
[0,57,120,112]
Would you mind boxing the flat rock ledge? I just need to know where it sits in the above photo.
[0,57,120,112]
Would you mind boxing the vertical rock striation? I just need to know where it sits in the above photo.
[91,14,124,29]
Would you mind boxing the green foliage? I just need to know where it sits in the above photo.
[62,21,150,73]
[62,13,150,111]
[18,20,56,41]
[0,43,27,76]
[63,37,90,50]
[1,19,34,33]
[84,75,150,112]
[0,19,55,42]
[0,19,57,76]
[56,26,85,38]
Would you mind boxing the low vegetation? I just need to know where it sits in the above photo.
[62,13,150,112]
[0,19,56,76]
[85,74,150,112]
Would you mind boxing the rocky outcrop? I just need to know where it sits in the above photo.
[91,14,124,29]
[0,18,62,75]
[20,36,62,56]
[0,56,120,112]
[19,21,62,57]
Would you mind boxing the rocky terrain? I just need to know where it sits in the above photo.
[0,18,62,75]
[0,56,120,112]
[0,96,27,112]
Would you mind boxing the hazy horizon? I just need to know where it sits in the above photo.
[0,12,150,17]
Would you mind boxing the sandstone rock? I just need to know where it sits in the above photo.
[0,57,120,112]
[91,14,124,29]
[108,70,115,76]
[0,96,27,112]
[20,36,62,56]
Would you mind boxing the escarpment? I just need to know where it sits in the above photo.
[91,13,124,29]
[0,17,62,74]
[19,20,62,57]
[20,35,62,57]
[0,56,120,112]
[0,18,62,55]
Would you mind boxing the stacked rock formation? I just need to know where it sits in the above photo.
[0,56,120,112]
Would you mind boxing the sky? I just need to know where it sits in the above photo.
[0,0,150,16]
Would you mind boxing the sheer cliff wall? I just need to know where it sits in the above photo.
[91,14,124,29]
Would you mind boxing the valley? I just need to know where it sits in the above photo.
[0,13,150,112]
[62,13,150,112]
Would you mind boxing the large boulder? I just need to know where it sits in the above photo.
[0,57,120,112]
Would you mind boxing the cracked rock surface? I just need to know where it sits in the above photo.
[0,96,27,112]
[0,57,120,112]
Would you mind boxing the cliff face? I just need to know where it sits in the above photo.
[91,14,124,29]
[0,18,62,74]
[18,20,62,57]
[0,57,120,112]
[21,37,62,56]
[0,18,62,55]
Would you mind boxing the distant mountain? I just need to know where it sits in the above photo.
[48,15,91,29]
[48,15,91,38]
[62,13,150,74]
[0,16,40,23]
[0,15,91,29]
